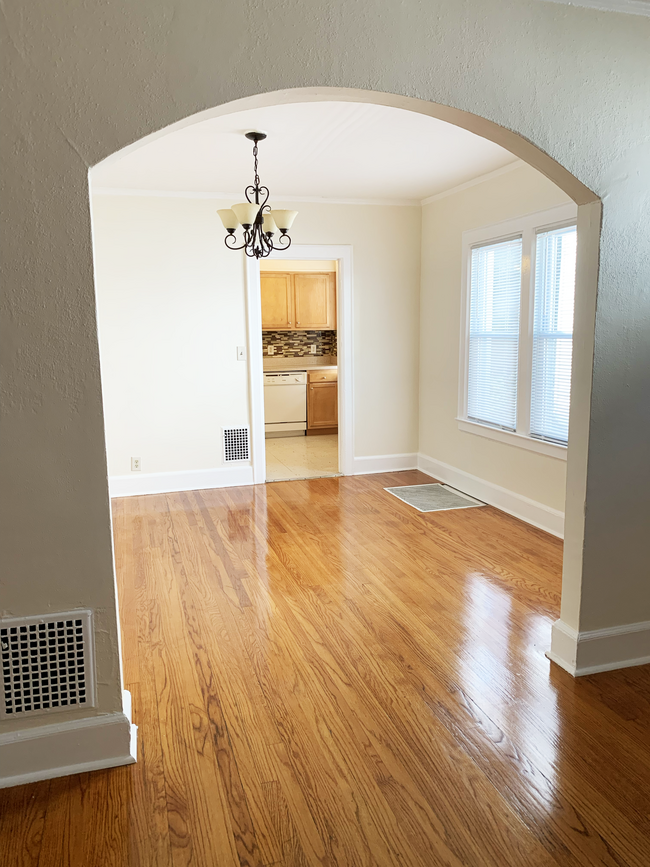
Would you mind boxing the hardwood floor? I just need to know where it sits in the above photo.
[2,470,649,866]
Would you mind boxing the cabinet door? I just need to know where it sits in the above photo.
[293,273,336,330]
[308,382,338,429]
[261,273,294,329]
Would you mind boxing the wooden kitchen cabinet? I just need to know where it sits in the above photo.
[307,374,338,432]
[261,272,336,330]
[294,273,336,330]
[260,272,294,330]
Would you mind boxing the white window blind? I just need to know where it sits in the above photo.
[467,237,522,431]
[530,225,577,444]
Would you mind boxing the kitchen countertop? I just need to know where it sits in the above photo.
[263,356,338,372]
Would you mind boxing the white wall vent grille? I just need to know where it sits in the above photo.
[1,610,95,719]
[223,427,250,462]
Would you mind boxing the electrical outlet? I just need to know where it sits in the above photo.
[131,457,141,472]
[267,345,275,355]
[310,344,317,354]
[237,345,247,361]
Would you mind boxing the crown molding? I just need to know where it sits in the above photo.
[538,0,650,16]
[90,187,420,207]
[420,161,524,205]
[91,160,533,209]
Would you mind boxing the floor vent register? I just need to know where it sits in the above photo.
[1,610,95,719]
[223,427,250,462]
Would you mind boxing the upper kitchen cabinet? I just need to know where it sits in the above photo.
[261,272,336,331]
[260,272,294,330]
[294,273,336,330]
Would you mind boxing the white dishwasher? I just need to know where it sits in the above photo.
[263,372,307,436]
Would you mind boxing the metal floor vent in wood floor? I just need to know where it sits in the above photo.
[384,483,485,512]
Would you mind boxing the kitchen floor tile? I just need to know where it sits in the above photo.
[265,434,338,481]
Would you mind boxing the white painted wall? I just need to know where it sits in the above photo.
[419,163,573,512]
[91,193,421,478]
[92,195,250,477]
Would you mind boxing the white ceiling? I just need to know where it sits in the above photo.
[91,102,521,205]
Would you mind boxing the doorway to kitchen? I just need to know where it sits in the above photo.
[245,244,353,486]
[261,259,339,481]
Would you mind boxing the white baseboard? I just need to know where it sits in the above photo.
[416,453,564,538]
[109,464,254,498]
[548,618,650,676]
[351,453,418,475]
[0,690,137,789]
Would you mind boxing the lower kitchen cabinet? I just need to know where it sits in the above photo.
[307,375,338,432]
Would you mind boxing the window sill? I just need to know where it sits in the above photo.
[456,419,568,461]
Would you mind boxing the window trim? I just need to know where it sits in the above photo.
[458,203,578,460]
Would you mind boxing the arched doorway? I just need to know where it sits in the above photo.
[90,87,601,677]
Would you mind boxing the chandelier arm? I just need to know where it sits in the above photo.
[245,225,258,258]
[272,233,292,252]
[258,229,271,259]
[224,233,246,251]
[257,186,270,210]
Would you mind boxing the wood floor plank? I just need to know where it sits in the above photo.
[0,781,49,867]
[138,495,242,867]
[2,472,649,866]
[36,777,70,867]
[166,491,283,867]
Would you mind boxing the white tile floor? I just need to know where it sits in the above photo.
[265,434,339,481]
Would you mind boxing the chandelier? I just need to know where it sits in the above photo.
[217,132,298,259]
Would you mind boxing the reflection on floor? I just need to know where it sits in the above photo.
[265,433,338,481]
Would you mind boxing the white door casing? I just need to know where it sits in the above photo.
[245,245,354,485]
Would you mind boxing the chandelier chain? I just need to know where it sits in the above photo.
[253,141,260,189]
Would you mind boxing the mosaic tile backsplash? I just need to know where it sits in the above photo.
[262,330,337,358]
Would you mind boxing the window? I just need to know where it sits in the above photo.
[531,225,577,444]
[468,237,522,431]
[459,204,578,458]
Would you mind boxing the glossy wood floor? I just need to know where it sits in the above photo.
[2,471,650,866]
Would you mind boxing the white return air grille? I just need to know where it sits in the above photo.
[223,427,250,462]
[1,610,95,719]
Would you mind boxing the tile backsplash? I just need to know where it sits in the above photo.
[262,330,337,358]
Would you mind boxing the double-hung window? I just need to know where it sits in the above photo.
[459,204,577,458]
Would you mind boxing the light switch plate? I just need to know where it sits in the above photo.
[237,346,247,361]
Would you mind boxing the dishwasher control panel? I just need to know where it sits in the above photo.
[263,372,307,385]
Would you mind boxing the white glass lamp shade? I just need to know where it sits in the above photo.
[232,202,260,228]
[270,209,298,232]
[217,209,239,231]
[262,213,277,235]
